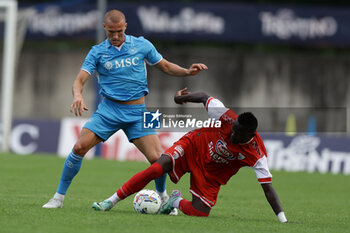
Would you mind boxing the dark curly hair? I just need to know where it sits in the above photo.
[237,112,258,132]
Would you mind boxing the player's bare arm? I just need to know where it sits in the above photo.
[174,88,210,105]
[156,58,208,77]
[70,70,90,116]
[261,183,288,223]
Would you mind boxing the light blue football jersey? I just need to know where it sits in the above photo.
[81,35,163,101]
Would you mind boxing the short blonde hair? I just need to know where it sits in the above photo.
[104,9,126,23]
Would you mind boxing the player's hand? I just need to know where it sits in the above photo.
[70,95,88,116]
[176,87,191,97]
[174,87,191,104]
[188,63,208,76]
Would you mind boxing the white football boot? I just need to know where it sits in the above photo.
[42,193,64,208]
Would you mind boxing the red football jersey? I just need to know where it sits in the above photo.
[165,97,272,207]
[190,97,272,185]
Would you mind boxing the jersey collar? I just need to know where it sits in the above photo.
[105,34,131,49]
[238,137,254,145]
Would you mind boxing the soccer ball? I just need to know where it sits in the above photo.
[133,189,161,214]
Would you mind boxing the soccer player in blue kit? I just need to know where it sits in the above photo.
[42,9,208,210]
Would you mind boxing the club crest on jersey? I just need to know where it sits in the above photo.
[129,47,137,54]
[216,140,235,160]
[104,61,113,70]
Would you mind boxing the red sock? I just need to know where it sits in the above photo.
[116,162,164,199]
[179,199,209,217]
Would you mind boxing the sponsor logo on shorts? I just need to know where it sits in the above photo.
[173,145,184,159]
[173,151,180,159]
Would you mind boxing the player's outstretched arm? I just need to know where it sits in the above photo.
[261,183,288,223]
[156,58,208,77]
[174,88,210,105]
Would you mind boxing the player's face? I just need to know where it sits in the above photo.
[230,120,255,144]
[104,20,127,46]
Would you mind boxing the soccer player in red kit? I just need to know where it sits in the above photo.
[92,88,288,222]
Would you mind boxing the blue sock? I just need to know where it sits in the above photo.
[56,151,83,195]
[155,173,167,193]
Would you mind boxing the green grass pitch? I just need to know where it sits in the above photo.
[0,153,349,233]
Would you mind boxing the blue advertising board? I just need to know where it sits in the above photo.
[15,2,350,47]
[11,119,60,154]
[261,133,350,175]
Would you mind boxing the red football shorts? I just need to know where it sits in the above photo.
[164,131,220,208]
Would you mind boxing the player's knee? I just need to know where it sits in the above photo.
[157,154,172,173]
[147,150,162,164]
[72,142,88,156]
[148,156,159,164]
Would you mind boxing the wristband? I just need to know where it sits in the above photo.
[277,212,287,223]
